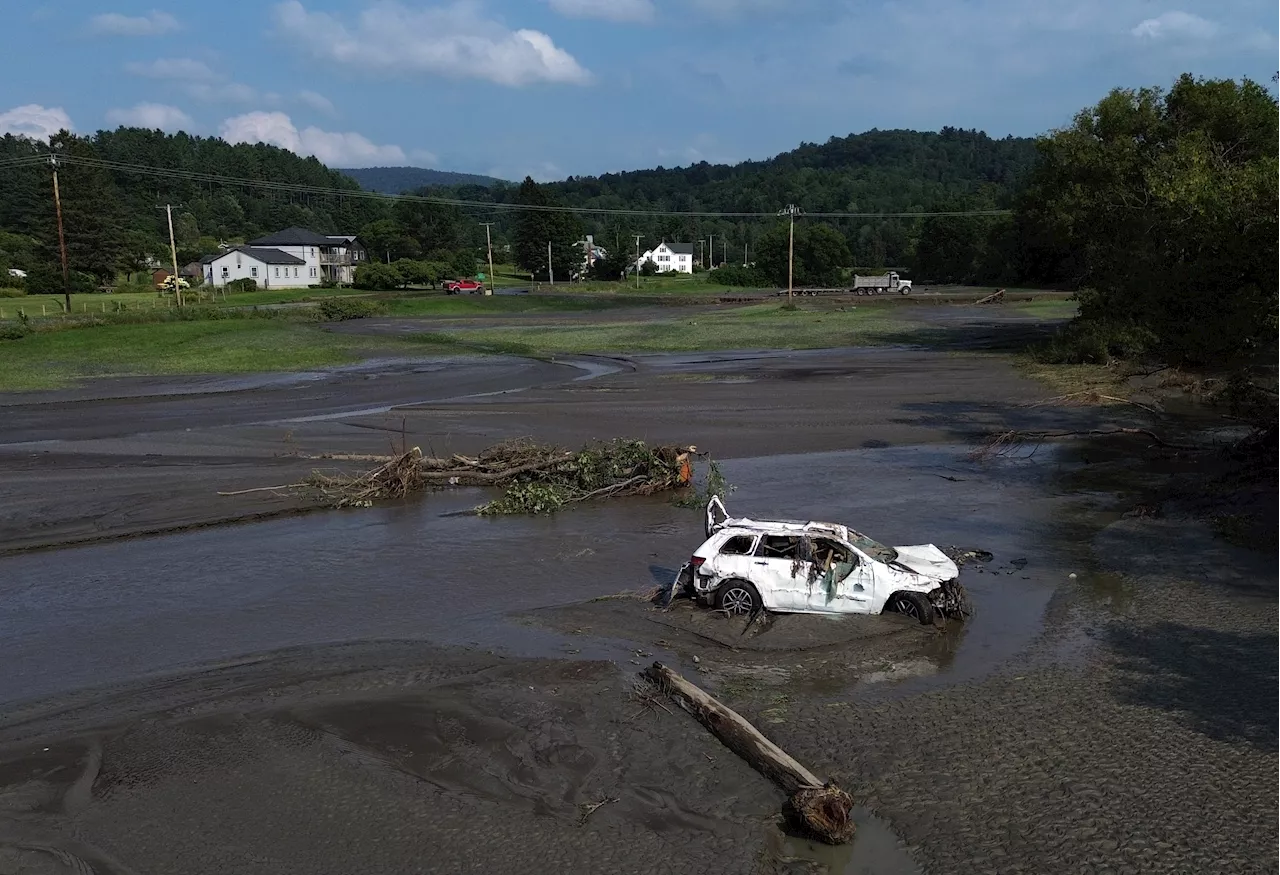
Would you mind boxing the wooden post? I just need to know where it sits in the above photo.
[643,662,855,844]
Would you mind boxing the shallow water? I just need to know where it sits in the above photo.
[0,442,1089,707]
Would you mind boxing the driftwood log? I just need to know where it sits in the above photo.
[974,288,1005,305]
[642,662,855,844]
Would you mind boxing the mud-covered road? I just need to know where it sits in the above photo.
[0,303,1274,874]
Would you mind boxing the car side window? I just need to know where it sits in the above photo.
[719,535,756,555]
[812,538,856,568]
[756,535,803,559]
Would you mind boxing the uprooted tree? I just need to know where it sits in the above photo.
[222,439,709,515]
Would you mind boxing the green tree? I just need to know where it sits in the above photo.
[353,262,403,290]
[755,221,850,287]
[914,216,981,283]
[1020,73,1278,364]
[512,177,582,281]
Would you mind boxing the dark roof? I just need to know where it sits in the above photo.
[206,246,306,266]
[667,242,694,255]
[248,227,335,247]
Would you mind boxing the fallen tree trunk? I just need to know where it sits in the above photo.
[642,662,855,844]
[974,288,1005,305]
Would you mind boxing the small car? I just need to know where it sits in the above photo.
[671,497,970,624]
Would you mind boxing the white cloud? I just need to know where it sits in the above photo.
[106,102,194,131]
[88,10,179,36]
[273,1,591,87]
[410,147,440,165]
[186,81,260,103]
[298,90,336,114]
[688,0,793,19]
[1131,10,1218,40]
[546,0,654,23]
[125,57,217,80]
[0,104,73,139]
[220,111,407,167]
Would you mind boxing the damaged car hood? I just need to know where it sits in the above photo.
[890,545,958,581]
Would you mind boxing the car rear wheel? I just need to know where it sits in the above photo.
[885,591,935,625]
[715,579,761,616]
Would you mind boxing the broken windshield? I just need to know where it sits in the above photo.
[849,532,897,564]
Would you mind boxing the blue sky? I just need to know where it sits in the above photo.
[1,1,1275,179]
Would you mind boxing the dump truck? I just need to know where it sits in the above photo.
[851,272,911,295]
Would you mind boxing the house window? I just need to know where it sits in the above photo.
[310,268,317,277]
[251,267,258,277]
[275,268,280,277]
[221,266,229,277]
[294,268,299,277]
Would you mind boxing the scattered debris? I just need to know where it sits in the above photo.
[975,289,1006,305]
[944,547,994,567]
[1026,390,1161,414]
[222,439,704,514]
[577,796,619,825]
[642,662,855,844]
[968,428,1192,461]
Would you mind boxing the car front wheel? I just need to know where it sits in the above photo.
[715,579,761,616]
[885,591,936,625]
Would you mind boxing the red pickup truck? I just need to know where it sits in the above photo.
[444,279,485,295]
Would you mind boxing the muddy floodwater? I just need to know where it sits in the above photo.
[0,305,1274,875]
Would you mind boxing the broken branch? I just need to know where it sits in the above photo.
[642,662,855,844]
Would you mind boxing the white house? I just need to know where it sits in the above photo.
[203,246,311,288]
[637,242,694,274]
[201,227,367,288]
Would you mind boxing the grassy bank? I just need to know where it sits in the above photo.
[405,303,906,357]
[0,319,421,392]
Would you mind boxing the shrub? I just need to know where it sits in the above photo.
[0,287,26,298]
[709,264,768,287]
[354,262,403,290]
[318,297,388,321]
[1031,319,1157,365]
[225,277,258,294]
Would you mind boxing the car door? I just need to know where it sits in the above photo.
[706,533,758,584]
[749,535,813,611]
[803,539,877,613]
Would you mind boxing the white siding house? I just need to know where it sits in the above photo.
[638,242,694,274]
[200,227,367,288]
[203,247,311,288]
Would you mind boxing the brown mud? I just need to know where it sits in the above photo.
[0,303,1274,874]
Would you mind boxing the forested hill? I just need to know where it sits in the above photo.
[339,166,505,193]
[545,128,1037,213]
[453,127,1039,269]
[0,128,387,282]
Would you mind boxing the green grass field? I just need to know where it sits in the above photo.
[1010,297,1079,319]
[407,303,906,357]
[0,320,422,392]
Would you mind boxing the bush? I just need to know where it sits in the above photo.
[640,260,658,277]
[225,277,258,294]
[318,298,388,321]
[0,287,26,298]
[354,262,403,290]
[1031,319,1158,365]
[709,264,768,287]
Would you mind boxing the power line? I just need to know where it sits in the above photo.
[27,153,1013,220]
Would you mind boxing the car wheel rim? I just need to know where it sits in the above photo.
[896,598,919,618]
[722,588,752,615]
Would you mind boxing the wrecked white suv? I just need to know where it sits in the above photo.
[671,497,971,624]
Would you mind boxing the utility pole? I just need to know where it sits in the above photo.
[165,204,183,307]
[479,222,496,296]
[722,238,727,268]
[48,153,71,314]
[778,204,802,300]
[708,234,715,269]
[547,240,554,285]
[743,241,747,267]
[633,234,644,289]
[697,239,704,269]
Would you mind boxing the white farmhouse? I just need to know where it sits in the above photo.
[637,241,694,274]
[202,227,367,289]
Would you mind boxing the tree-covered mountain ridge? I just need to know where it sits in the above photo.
[338,166,506,193]
[473,128,1039,215]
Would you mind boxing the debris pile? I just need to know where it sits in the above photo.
[226,439,701,514]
